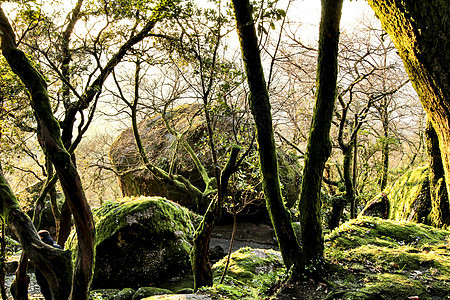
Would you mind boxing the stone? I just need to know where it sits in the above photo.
[67,197,195,290]
[90,289,120,300]
[109,104,301,213]
[112,288,135,300]
[360,166,432,224]
[132,287,173,300]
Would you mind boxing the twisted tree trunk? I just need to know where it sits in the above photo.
[0,6,94,299]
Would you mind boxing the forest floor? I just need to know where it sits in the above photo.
[4,217,450,299]
[198,217,450,300]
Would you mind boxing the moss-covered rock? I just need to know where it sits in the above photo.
[324,216,450,299]
[67,197,195,290]
[112,288,135,300]
[199,247,285,299]
[361,166,433,224]
[90,289,120,300]
[132,287,173,300]
[387,166,431,223]
[143,295,211,300]
[109,104,301,212]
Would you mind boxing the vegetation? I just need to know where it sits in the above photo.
[0,0,449,299]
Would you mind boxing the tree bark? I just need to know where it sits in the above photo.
[380,103,389,191]
[298,0,343,275]
[0,170,72,299]
[0,7,94,299]
[367,0,450,202]
[231,0,301,270]
[425,117,450,227]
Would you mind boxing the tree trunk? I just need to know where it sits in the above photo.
[231,0,301,270]
[0,170,72,299]
[0,223,7,300]
[0,7,94,299]
[328,195,345,230]
[342,144,356,219]
[297,0,343,275]
[380,108,389,191]
[367,0,450,202]
[425,117,450,227]
[191,146,240,291]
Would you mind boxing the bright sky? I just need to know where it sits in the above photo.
[285,0,376,41]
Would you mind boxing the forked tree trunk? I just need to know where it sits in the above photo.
[367,0,450,202]
[231,0,302,270]
[191,146,240,291]
[297,0,343,276]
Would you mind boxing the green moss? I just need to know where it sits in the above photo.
[94,196,194,247]
[326,216,448,250]
[114,288,135,300]
[198,247,285,299]
[386,165,430,223]
[89,289,120,300]
[325,216,450,299]
[66,196,195,259]
[132,287,173,300]
[66,196,196,289]
[349,274,425,299]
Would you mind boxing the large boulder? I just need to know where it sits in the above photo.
[68,197,195,290]
[109,104,301,213]
[361,166,431,224]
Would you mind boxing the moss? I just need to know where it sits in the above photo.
[66,195,195,252]
[348,274,426,299]
[325,216,450,299]
[93,196,194,247]
[113,288,135,300]
[198,247,285,299]
[326,216,448,250]
[89,289,120,299]
[132,287,173,300]
[386,165,431,223]
[67,196,196,289]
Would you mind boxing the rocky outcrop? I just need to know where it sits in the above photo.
[360,166,432,224]
[109,104,301,213]
[67,197,195,290]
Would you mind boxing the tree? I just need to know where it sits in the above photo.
[106,3,253,288]
[366,0,450,205]
[231,0,301,271]
[297,0,343,276]
[425,117,450,227]
[0,5,93,298]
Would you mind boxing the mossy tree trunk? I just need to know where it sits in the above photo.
[56,0,84,248]
[0,170,72,299]
[379,102,389,191]
[425,118,450,227]
[367,0,450,202]
[231,0,302,270]
[0,6,94,299]
[190,146,240,291]
[298,0,343,275]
